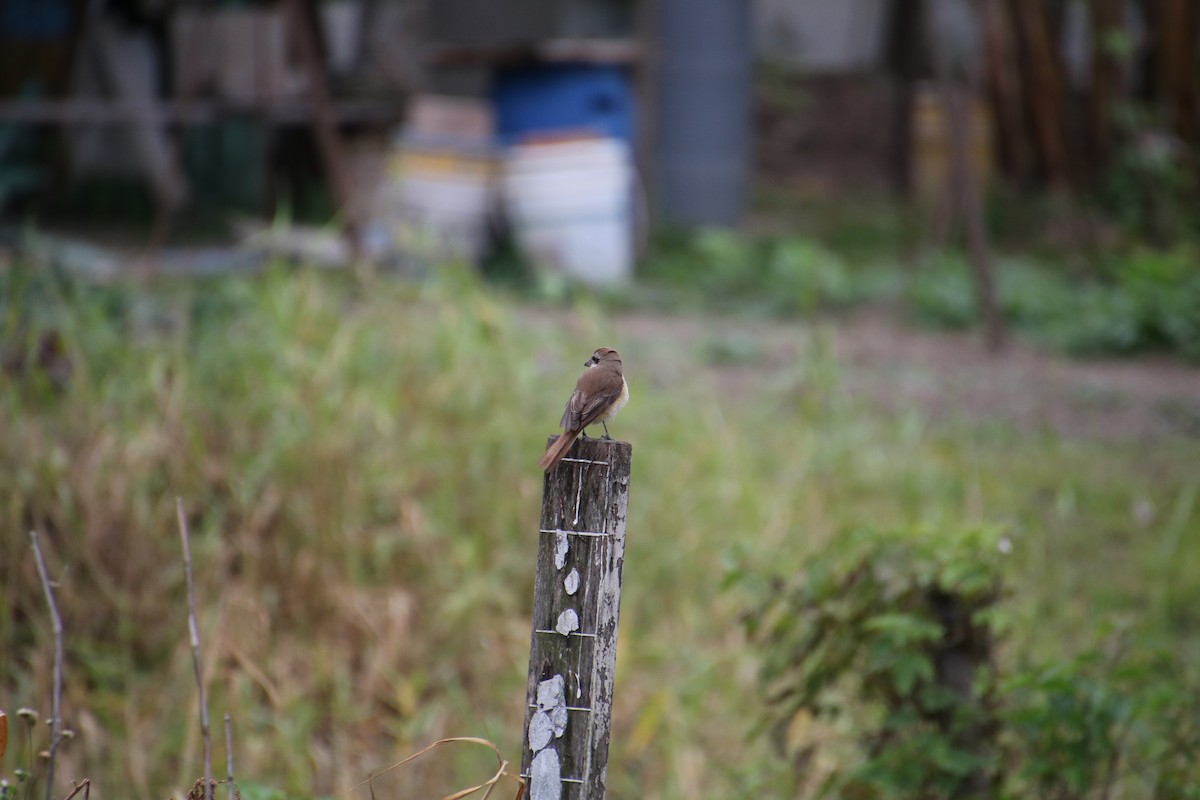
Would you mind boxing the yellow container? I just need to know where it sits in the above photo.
[911,83,993,204]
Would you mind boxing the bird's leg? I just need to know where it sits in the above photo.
[601,421,612,440]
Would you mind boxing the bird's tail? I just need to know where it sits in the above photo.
[538,430,581,472]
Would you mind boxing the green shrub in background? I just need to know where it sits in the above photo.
[742,525,1006,798]
[1100,106,1199,245]
[907,253,980,330]
[1002,650,1200,800]
[1114,246,1200,360]
[635,224,1200,361]
[742,525,1200,799]
[1040,285,1143,357]
[907,247,1200,361]
[640,229,892,316]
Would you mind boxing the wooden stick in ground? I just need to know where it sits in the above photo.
[62,780,91,800]
[29,531,64,800]
[928,8,1005,352]
[224,713,235,800]
[522,437,633,800]
[944,81,1004,352]
[177,498,213,800]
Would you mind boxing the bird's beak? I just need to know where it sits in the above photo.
[583,360,591,367]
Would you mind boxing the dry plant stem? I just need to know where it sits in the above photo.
[30,531,64,800]
[62,780,91,800]
[340,737,522,800]
[176,498,213,800]
[224,713,234,800]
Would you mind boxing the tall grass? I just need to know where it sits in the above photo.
[2,264,1197,798]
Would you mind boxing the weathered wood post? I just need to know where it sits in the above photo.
[522,436,633,800]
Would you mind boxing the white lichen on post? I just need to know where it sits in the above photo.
[529,675,568,800]
[554,609,580,636]
[564,569,580,595]
[555,532,570,570]
[538,675,568,737]
[530,748,563,800]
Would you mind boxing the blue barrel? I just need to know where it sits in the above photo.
[655,0,752,226]
[0,0,73,38]
[492,64,635,145]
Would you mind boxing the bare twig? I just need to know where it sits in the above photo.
[30,531,64,800]
[176,498,213,800]
[224,713,234,800]
[341,737,524,800]
[62,779,91,800]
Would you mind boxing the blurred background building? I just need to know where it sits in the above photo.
[0,0,1195,280]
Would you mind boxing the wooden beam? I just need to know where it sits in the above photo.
[426,38,642,68]
[0,99,401,125]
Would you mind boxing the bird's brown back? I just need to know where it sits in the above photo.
[561,351,624,432]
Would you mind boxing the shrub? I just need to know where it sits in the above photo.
[743,525,1006,798]
[1002,649,1200,799]
[1115,246,1200,360]
[640,229,889,316]
[907,254,979,330]
[907,248,1200,360]
[743,524,1200,799]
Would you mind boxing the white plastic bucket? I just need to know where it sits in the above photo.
[371,142,496,264]
[500,137,633,285]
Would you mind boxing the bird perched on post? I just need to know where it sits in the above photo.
[538,347,629,472]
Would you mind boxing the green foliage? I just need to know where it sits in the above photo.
[2,261,1197,799]
[235,782,292,800]
[907,248,1200,360]
[743,525,1006,798]
[642,222,1200,361]
[907,254,978,329]
[1,263,547,796]
[743,525,1200,799]
[1114,246,1200,360]
[1038,285,1143,356]
[1002,651,1200,799]
[0,708,51,800]
[1100,103,1199,243]
[639,229,892,316]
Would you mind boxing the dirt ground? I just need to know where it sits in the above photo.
[608,306,1200,443]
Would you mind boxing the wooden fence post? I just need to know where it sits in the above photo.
[521,437,633,800]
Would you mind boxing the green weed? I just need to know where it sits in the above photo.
[1,264,1197,799]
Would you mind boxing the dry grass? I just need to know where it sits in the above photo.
[2,264,1197,798]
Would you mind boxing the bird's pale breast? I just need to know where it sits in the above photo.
[600,377,630,422]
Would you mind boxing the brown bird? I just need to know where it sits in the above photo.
[538,347,629,472]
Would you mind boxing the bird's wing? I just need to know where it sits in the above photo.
[560,377,623,432]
